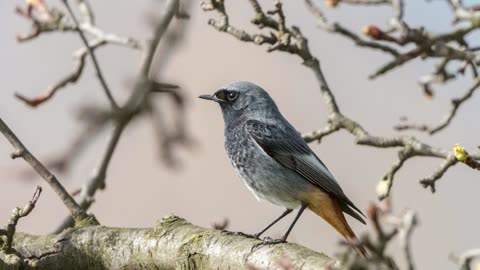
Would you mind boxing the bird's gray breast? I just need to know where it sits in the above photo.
[224,123,310,209]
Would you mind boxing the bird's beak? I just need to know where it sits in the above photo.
[198,94,224,103]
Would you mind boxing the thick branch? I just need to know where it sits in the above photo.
[2,216,336,270]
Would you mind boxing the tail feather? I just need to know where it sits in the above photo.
[340,203,366,225]
[305,189,368,258]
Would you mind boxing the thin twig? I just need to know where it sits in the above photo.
[0,118,94,224]
[76,0,95,24]
[0,186,42,252]
[304,0,400,57]
[15,39,105,107]
[328,0,391,7]
[285,0,480,142]
[419,154,458,193]
[399,210,417,270]
[395,75,480,135]
[451,248,480,270]
[0,118,98,224]
[61,0,119,110]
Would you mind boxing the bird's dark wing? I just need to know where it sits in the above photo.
[245,119,365,223]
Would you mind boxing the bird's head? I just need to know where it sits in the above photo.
[199,81,278,124]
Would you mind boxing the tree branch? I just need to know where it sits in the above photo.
[0,119,95,225]
[15,38,105,107]
[61,0,119,110]
[304,0,480,135]
[451,248,480,270]
[395,75,480,134]
[327,0,391,7]
[0,186,42,253]
[15,1,141,108]
[2,216,336,270]
[304,0,400,57]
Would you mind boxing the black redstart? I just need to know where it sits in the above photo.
[199,81,367,257]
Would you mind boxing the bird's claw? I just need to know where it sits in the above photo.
[251,237,286,250]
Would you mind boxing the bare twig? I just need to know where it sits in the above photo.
[15,1,141,107]
[447,0,480,22]
[419,155,458,193]
[140,0,179,78]
[415,58,455,99]
[327,0,391,7]
[395,75,480,134]
[150,82,180,93]
[0,186,42,252]
[451,248,480,270]
[15,2,70,42]
[15,39,105,107]
[0,118,94,224]
[304,0,400,57]
[377,147,414,200]
[303,0,480,135]
[61,0,119,110]
[397,210,417,270]
[340,201,419,269]
[76,0,95,24]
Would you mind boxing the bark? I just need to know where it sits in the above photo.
[0,216,337,270]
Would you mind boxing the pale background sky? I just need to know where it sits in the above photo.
[1,1,479,269]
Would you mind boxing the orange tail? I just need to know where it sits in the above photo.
[305,189,368,258]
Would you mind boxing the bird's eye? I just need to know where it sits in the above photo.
[227,91,238,101]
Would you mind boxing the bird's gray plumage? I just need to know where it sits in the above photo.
[201,81,365,224]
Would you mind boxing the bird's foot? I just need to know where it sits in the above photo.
[222,230,258,239]
[251,236,286,250]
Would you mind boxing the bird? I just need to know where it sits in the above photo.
[199,81,367,257]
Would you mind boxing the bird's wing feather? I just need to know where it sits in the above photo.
[245,119,365,222]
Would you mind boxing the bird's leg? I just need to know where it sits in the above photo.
[222,208,293,239]
[252,204,307,250]
[280,203,307,242]
[253,208,293,239]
